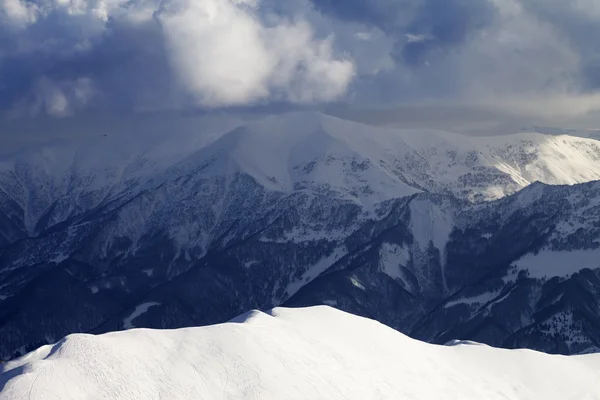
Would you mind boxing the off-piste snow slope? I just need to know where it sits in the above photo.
[1,306,599,400]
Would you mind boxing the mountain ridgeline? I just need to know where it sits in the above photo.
[3,307,599,400]
[1,112,600,359]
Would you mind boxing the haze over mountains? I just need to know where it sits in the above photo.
[0,111,600,360]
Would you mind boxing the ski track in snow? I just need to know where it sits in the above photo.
[1,306,599,400]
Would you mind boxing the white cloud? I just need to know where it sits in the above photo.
[0,0,39,27]
[355,32,373,41]
[1,0,354,114]
[405,33,429,43]
[156,0,355,107]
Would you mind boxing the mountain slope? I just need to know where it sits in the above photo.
[1,112,600,359]
[1,306,599,400]
[286,181,600,354]
[2,111,600,242]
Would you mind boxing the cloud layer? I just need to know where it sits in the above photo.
[1,0,600,117]
[0,0,355,116]
[157,0,354,106]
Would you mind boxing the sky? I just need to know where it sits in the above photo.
[2,0,600,125]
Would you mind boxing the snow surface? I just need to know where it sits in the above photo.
[445,290,503,308]
[379,242,411,281]
[1,306,599,400]
[409,198,453,259]
[515,249,600,279]
[285,247,347,298]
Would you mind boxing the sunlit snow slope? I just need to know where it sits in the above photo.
[1,306,599,400]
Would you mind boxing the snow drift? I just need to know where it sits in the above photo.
[1,306,599,400]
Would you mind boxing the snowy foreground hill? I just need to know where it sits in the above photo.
[1,306,600,400]
[1,112,600,359]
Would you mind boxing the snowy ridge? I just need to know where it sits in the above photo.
[1,306,600,400]
[2,112,600,239]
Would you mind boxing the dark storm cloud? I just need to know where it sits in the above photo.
[54,19,182,111]
[516,0,600,92]
[400,0,496,66]
[0,5,187,115]
[309,0,412,30]
[309,0,600,112]
[1,0,600,118]
[310,0,497,65]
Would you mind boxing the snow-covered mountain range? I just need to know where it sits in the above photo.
[2,306,600,400]
[1,112,600,359]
